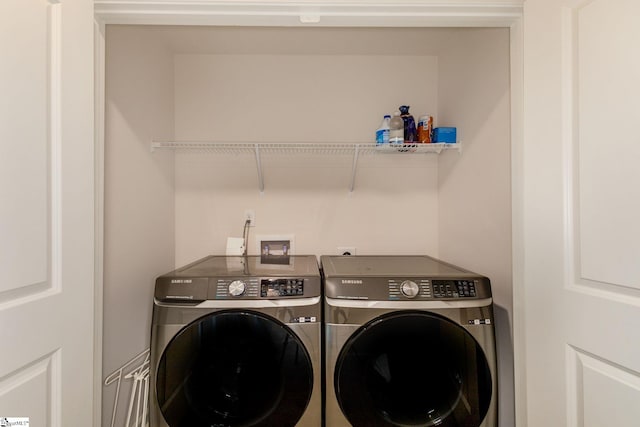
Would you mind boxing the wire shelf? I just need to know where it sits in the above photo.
[150,141,461,192]
[151,141,460,154]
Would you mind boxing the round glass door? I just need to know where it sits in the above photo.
[335,311,492,427]
[156,310,313,427]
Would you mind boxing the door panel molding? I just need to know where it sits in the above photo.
[49,0,62,296]
[0,0,63,309]
[571,0,640,292]
[0,349,61,426]
[567,345,640,427]
[564,0,640,300]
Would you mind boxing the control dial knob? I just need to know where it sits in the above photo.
[228,280,246,297]
[400,280,419,298]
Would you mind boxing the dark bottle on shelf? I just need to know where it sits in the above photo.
[399,105,417,143]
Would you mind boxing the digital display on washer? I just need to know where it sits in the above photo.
[432,280,477,298]
[261,279,304,297]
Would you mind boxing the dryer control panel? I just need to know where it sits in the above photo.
[320,255,492,301]
[323,276,491,300]
[388,279,479,300]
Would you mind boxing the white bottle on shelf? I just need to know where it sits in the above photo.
[375,115,391,144]
[389,111,404,144]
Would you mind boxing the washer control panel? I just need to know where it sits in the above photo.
[261,278,305,297]
[388,279,479,300]
[215,278,260,298]
[212,278,308,298]
[432,279,477,298]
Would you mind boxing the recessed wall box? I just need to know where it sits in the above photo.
[261,240,291,264]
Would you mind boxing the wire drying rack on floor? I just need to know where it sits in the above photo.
[104,349,150,427]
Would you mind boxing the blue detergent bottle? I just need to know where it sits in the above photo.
[376,115,391,144]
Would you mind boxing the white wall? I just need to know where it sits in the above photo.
[173,52,441,264]
[102,25,175,427]
[437,28,514,427]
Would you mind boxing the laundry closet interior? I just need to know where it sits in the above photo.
[102,22,514,426]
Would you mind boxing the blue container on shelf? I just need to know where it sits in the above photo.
[433,127,457,143]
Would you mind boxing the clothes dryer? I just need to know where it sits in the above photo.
[321,255,497,427]
[150,255,322,427]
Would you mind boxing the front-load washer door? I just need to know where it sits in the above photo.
[156,310,313,427]
[335,311,492,427]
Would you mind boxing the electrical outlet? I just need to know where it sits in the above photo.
[244,209,255,226]
[338,246,356,256]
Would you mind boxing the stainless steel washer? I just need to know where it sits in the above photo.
[321,255,498,427]
[150,255,322,427]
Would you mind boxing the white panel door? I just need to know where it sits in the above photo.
[0,0,95,426]
[522,0,640,425]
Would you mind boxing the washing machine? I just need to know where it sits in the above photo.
[321,255,497,427]
[149,255,322,427]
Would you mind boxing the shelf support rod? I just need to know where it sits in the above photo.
[254,144,264,193]
[348,144,360,193]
